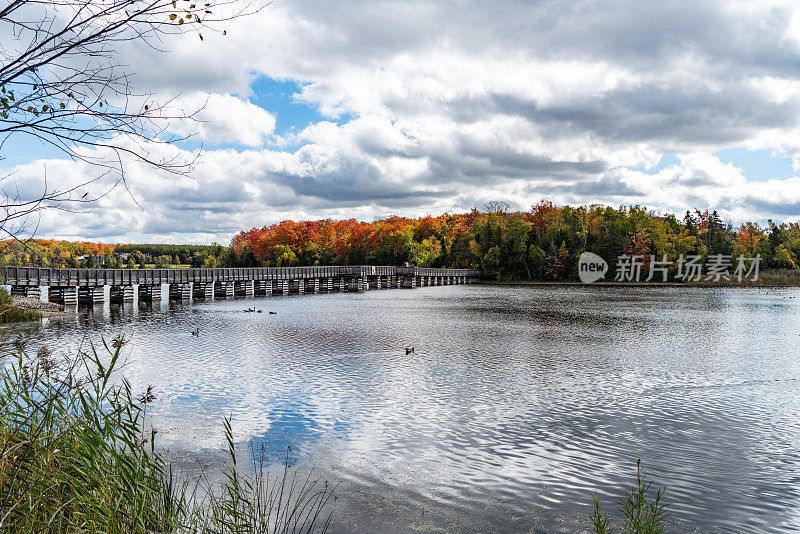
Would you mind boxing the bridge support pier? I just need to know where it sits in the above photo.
[11,285,40,299]
[345,277,364,291]
[138,284,161,302]
[274,280,288,295]
[78,286,104,304]
[312,278,320,293]
[254,280,269,296]
[234,280,254,297]
[169,283,191,301]
[193,283,213,300]
[110,285,135,303]
[297,279,305,294]
[47,286,77,306]
[214,282,234,299]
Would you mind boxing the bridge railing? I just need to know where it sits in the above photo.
[5,265,482,286]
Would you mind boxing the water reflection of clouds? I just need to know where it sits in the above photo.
[248,397,351,466]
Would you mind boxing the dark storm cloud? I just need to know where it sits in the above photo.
[271,158,442,205]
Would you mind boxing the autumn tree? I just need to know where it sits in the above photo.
[484,200,512,216]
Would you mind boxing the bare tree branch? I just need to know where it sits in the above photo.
[0,0,260,243]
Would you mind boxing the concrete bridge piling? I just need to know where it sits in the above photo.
[214,282,234,299]
[138,284,161,302]
[110,285,135,303]
[5,266,481,308]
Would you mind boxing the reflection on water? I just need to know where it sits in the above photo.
[3,285,800,533]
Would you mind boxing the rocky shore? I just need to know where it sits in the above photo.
[11,296,77,318]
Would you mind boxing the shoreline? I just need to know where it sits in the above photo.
[480,280,800,288]
[11,296,79,318]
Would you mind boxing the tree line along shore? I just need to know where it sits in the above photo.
[2,201,799,284]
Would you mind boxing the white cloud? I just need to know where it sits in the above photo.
[165,93,276,147]
[5,0,800,241]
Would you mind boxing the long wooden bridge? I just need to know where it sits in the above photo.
[5,266,481,306]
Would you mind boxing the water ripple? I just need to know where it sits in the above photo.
[2,285,800,532]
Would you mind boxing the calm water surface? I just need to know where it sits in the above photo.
[4,285,800,533]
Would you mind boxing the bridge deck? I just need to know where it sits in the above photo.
[5,266,481,287]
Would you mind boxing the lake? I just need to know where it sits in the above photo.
[3,284,800,533]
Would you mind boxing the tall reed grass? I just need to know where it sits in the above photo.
[0,335,335,533]
[0,288,41,324]
[0,307,43,323]
[590,459,667,534]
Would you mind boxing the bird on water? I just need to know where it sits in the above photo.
[191,328,200,336]
[405,347,414,354]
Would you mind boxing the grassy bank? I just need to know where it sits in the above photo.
[0,289,42,323]
[0,338,334,533]
[0,305,42,323]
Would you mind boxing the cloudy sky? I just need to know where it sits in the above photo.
[4,0,800,243]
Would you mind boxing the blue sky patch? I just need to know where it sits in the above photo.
[1,131,67,167]
[628,154,681,175]
[714,147,795,182]
[248,77,327,136]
